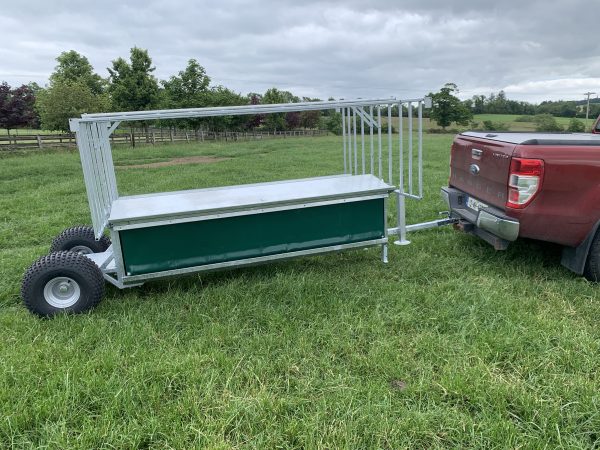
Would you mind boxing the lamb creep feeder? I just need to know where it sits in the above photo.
[21,97,454,316]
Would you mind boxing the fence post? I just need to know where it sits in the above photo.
[36,135,42,148]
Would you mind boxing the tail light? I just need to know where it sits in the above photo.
[506,157,544,209]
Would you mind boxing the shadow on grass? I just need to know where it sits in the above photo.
[456,232,574,280]
[100,249,379,313]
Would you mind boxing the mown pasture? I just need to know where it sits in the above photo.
[1,134,599,448]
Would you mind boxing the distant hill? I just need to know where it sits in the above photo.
[574,98,600,106]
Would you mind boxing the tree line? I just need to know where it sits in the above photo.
[427,83,596,132]
[467,90,600,118]
[1,48,598,136]
[0,48,335,138]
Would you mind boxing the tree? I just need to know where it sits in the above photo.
[325,112,343,135]
[27,82,43,96]
[472,95,486,114]
[0,82,38,134]
[50,50,104,95]
[285,111,301,129]
[262,88,298,131]
[108,47,160,145]
[34,51,107,131]
[300,109,320,129]
[37,80,109,131]
[162,58,210,107]
[108,47,160,111]
[162,59,211,129]
[534,114,563,132]
[201,86,248,131]
[428,83,472,130]
[481,120,509,131]
[246,93,264,129]
[567,118,585,132]
[300,97,321,129]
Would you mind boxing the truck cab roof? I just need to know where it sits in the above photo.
[461,131,600,146]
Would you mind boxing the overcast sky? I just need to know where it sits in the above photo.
[1,0,599,103]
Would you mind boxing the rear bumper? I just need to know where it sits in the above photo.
[441,187,519,249]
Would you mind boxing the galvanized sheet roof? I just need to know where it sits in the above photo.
[109,174,393,224]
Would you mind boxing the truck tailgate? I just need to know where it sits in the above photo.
[449,134,516,209]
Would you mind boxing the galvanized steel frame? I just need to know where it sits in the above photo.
[338,97,434,244]
[339,98,429,197]
[71,120,119,236]
[71,96,446,288]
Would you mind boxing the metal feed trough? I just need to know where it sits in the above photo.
[21,97,453,316]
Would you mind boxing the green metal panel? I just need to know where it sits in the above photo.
[119,198,385,276]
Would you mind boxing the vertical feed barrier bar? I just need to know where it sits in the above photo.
[395,99,424,201]
[353,110,358,174]
[408,102,413,195]
[369,106,374,174]
[347,107,353,174]
[387,105,392,184]
[395,101,407,245]
[399,101,403,195]
[394,98,430,244]
[342,108,347,173]
[361,110,365,174]
[378,107,382,179]
[418,100,423,197]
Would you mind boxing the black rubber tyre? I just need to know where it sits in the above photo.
[584,231,600,282]
[21,251,105,317]
[50,226,111,254]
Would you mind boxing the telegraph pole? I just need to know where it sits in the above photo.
[584,92,596,131]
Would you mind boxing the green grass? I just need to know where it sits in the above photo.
[2,135,600,448]
[472,114,575,131]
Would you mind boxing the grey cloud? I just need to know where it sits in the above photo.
[0,0,599,102]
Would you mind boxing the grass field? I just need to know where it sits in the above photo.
[1,134,600,448]
[470,114,577,131]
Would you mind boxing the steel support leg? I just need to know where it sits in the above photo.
[394,191,410,246]
[382,243,388,263]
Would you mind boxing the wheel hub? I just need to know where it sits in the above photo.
[43,277,81,308]
[70,245,93,255]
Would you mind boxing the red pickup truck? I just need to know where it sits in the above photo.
[441,115,600,280]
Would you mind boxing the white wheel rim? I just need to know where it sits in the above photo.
[70,245,93,255]
[43,277,81,308]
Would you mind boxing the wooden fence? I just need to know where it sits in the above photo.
[0,128,329,150]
